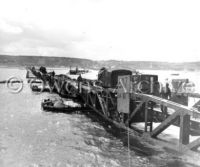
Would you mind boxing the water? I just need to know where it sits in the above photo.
[0,67,199,167]
[140,69,200,93]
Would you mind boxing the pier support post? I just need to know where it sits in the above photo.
[145,101,148,132]
[179,114,190,145]
[144,101,153,132]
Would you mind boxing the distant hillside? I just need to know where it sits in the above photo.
[98,60,200,71]
[0,55,97,68]
[0,55,200,71]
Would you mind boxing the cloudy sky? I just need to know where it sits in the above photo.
[0,0,200,62]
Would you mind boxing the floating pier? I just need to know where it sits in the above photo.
[28,67,200,154]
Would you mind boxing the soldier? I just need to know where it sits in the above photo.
[77,74,82,93]
[161,83,171,99]
[161,82,171,118]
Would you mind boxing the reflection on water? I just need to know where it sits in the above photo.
[0,68,199,167]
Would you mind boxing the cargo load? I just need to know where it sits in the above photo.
[98,68,132,88]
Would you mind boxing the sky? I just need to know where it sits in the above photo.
[0,0,200,62]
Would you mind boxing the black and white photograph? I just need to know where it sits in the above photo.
[0,0,200,166]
